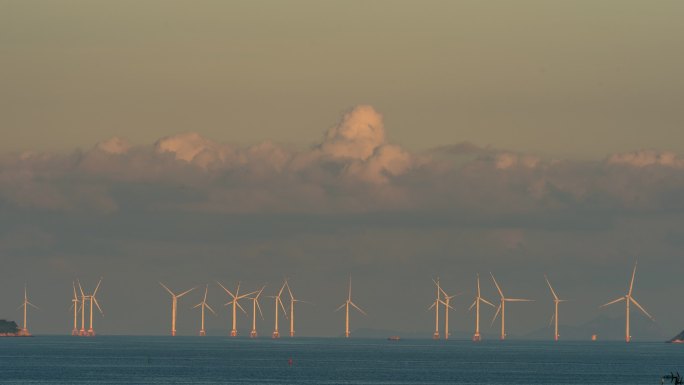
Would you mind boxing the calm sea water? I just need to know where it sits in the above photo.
[0,336,682,384]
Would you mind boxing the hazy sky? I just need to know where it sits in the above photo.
[1,1,684,339]
[2,1,683,157]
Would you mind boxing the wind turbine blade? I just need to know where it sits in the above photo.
[205,303,216,315]
[628,261,637,296]
[93,297,103,315]
[490,273,504,298]
[78,280,85,297]
[468,300,476,311]
[348,276,352,301]
[600,297,625,308]
[177,287,195,298]
[192,302,202,309]
[480,298,496,307]
[335,303,346,312]
[237,291,258,300]
[477,273,481,297]
[286,281,294,300]
[27,301,39,310]
[93,278,103,297]
[216,281,235,298]
[630,297,654,320]
[491,304,501,326]
[72,282,78,300]
[278,297,287,316]
[278,281,287,297]
[236,300,247,314]
[159,282,175,296]
[544,275,559,301]
[256,299,264,320]
[349,301,367,316]
[428,301,436,311]
[203,285,208,302]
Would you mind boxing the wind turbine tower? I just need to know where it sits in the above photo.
[217,281,254,337]
[70,281,80,336]
[544,274,566,341]
[490,273,533,340]
[285,281,308,337]
[86,278,104,337]
[270,281,288,338]
[336,276,366,338]
[600,261,654,342]
[193,285,215,336]
[438,282,460,340]
[469,274,495,342]
[18,284,38,336]
[160,282,195,336]
[249,286,266,338]
[428,278,441,339]
[78,280,87,336]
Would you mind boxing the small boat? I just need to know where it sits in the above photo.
[387,336,400,341]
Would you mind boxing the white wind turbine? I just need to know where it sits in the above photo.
[428,278,442,339]
[438,282,460,340]
[600,261,654,342]
[70,281,80,336]
[469,273,495,342]
[490,273,533,340]
[217,281,255,337]
[249,286,266,338]
[193,284,215,336]
[285,281,309,337]
[336,276,366,338]
[18,284,38,336]
[78,278,103,337]
[269,280,288,338]
[544,274,567,341]
[159,282,195,336]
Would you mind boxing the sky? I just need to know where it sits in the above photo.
[1,1,684,339]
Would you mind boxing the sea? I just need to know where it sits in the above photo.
[1,336,682,384]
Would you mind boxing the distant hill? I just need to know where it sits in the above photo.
[0,320,19,335]
[668,330,684,343]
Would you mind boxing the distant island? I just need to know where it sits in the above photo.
[0,320,21,336]
[668,330,684,343]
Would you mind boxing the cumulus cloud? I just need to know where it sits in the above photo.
[1,105,684,220]
[320,105,386,161]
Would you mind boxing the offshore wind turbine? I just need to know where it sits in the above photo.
[469,274,495,342]
[600,261,654,342]
[217,281,255,337]
[269,280,288,338]
[78,280,87,336]
[438,282,460,340]
[285,281,309,337]
[159,282,195,336]
[87,278,104,336]
[335,276,366,338]
[70,281,80,336]
[249,286,266,338]
[18,284,38,336]
[490,273,533,340]
[544,274,567,341]
[193,285,215,336]
[428,278,441,339]
[78,278,103,337]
